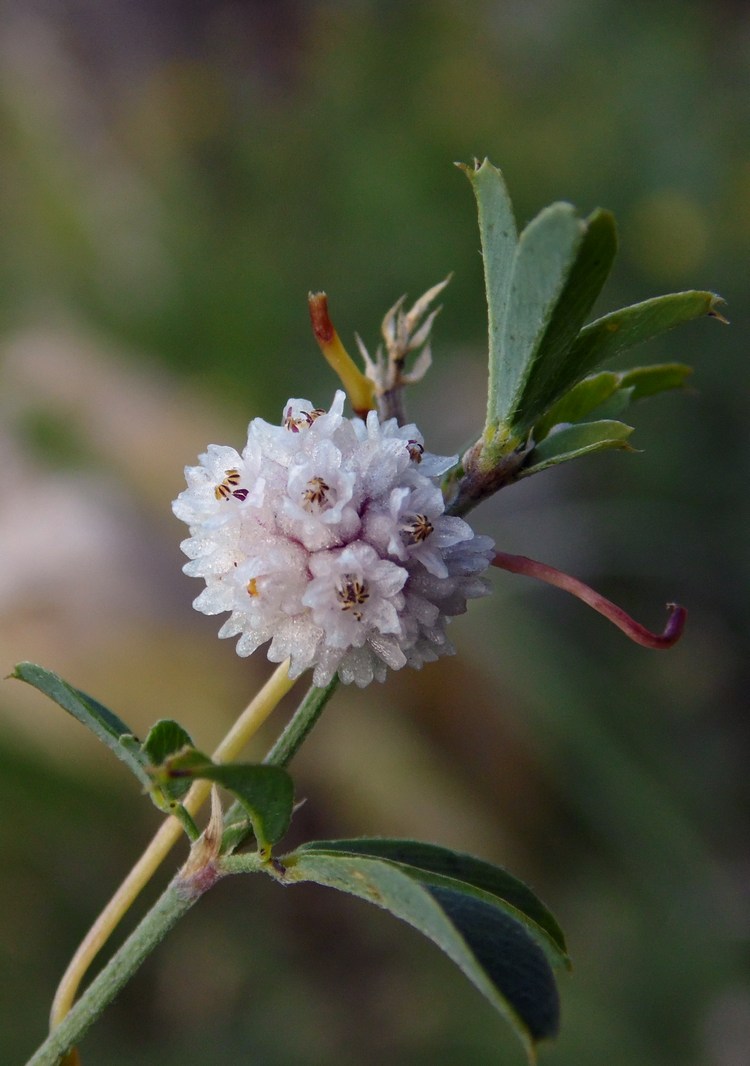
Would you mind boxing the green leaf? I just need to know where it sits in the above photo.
[564,290,723,382]
[165,751,294,856]
[533,371,621,441]
[584,386,634,421]
[618,362,693,400]
[429,884,559,1043]
[142,720,195,802]
[461,162,721,464]
[297,838,567,963]
[498,206,618,436]
[283,848,560,1059]
[521,419,634,477]
[142,719,194,766]
[532,362,693,444]
[459,159,518,428]
[11,661,151,789]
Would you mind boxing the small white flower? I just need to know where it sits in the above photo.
[303,541,406,648]
[281,438,360,551]
[173,390,494,687]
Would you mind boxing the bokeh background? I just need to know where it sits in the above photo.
[2,2,748,1063]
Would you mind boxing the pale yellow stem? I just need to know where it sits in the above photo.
[50,660,296,1035]
[308,291,376,417]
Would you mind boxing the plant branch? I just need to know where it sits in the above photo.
[264,675,340,768]
[220,675,341,854]
[33,670,340,1064]
[492,551,686,648]
[49,661,297,1036]
[28,877,202,1066]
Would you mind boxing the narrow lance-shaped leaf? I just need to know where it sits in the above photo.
[11,661,152,789]
[280,848,560,1061]
[521,419,634,477]
[297,838,567,963]
[163,750,294,856]
[532,363,692,442]
[618,362,693,401]
[458,159,517,428]
[500,206,618,436]
[564,290,724,382]
[580,386,634,422]
[533,371,622,441]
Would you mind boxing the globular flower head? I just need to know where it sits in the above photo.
[173,391,494,687]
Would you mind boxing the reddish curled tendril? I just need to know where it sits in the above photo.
[492,551,686,649]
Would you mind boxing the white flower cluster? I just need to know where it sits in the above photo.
[173,391,494,687]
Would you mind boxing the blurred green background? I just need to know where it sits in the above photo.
[2,1,748,1063]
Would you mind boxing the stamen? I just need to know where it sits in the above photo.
[284,407,307,433]
[302,476,331,510]
[491,551,687,649]
[402,514,434,544]
[284,406,327,432]
[215,469,242,501]
[336,574,369,621]
[246,578,259,597]
[407,440,424,463]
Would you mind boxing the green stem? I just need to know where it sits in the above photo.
[221,676,340,853]
[170,803,201,842]
[30,675,341,1063]
[264,676,340,768]
[26,878,200,1066]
